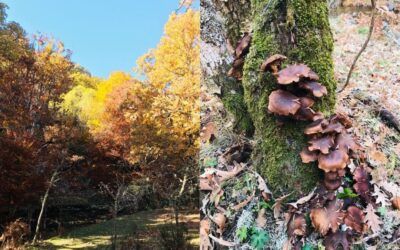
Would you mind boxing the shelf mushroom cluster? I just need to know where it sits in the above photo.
[228,33,252,80]
[261,54,359,192]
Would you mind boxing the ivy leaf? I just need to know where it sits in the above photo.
[337,187,358,199]
[236,226,248,242]
[250,230,269,250]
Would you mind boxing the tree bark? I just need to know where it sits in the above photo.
[32,169,58,245]
[201,0,254,135]
[242,0,337,196]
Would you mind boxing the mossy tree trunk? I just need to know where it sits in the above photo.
[201,0,254,135]
[242,0,337,196]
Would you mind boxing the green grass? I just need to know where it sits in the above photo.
[28,208,199,250]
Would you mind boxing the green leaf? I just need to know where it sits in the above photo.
[236,226,248,242]
[302,243,314,250]
[250,230,269,250]
[203,157,218,167]
[338,187,358,199]
[377,206,387,216]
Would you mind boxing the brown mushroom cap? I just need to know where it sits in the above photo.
[304,119,329,135]
[322,122,344,134]
[287,214,307,237]
[260,54,287,72]
[228,57,245,80]
[335,132,359,152]
[277,64,319,85]
[331,113,353,129]
[392,197,400,210]
[268,90,301,116]
[294,97,317,121]
[235,33,252,58]
[308,135,335,154]
[300,147,318,163]
[318,149,349,172]
[344,206,365,234]
[324,177,342,191]
[298,81,328,98]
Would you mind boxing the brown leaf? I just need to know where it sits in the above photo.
[208,234,237,247]
[288,188,316,209]
[273,193,292,219]
[257,208,267,228]
[201,122,216,143]
[200,218,212,249]
[310,199,344,236]
[369,150,388,166]
[364,204,382,234]
[232,193,254,211]
[213,213,226,234]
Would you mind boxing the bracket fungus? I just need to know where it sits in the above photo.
[260,54,287,75]
[277,64,319,85]
[228,33,252,80]
[268,90,301,116]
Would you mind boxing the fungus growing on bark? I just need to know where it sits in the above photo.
[318,149,349,172]
[304,119,329,135]
[353,166,370,200]
[323,231,350,250]
[228,33,252,80]
[299,81,328,98]
[308,136,335,154]
[260,54,287,75]
[324,171,344,191]
[344,206,365,234]
[300,147,318,163]
[392,197,400,210]
[310,199,344,236]
[235,33,251,58]
[277,64,319,85]
[322,122,344,134]
[335,132,359,153]
[268,90,301,116]
[294,97,318,121]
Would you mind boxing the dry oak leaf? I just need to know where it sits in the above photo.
[257,208,267,228]
[344,206,366,234]
[201,122,216,143]
[372,185,389,207]
[369,149,388,166]
[200,218,212,249]
[288,188,316,209]
[364,204,382,234]
[272,192,293,219]
[268,90,301,116]
[310,199,344,236]
[213,213,226,234]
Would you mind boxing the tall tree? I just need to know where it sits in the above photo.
[203,0,336,196]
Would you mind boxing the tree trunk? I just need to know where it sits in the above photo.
[201,0,254,135]
[32,169,58,245]
[242,0,337,196]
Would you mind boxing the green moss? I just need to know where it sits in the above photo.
[242,0,336,197]
[222,93,255,136]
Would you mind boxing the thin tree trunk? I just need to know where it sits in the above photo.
[32,169,58,245]
[242,0,337,196]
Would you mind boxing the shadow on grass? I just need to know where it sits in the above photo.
[29,208,199,250]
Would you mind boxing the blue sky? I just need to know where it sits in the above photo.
[3,1,181,78]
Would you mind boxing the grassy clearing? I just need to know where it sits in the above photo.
[28,208,199,250]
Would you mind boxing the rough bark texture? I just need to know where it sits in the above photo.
[242,0,337,196]
[201,0,254,135]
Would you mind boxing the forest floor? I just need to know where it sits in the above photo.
[29,208,199,249]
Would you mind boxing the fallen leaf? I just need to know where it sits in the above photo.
[364,204,382,234]
[287,213,306,237]
[288,188,316,209]
[212,213,226,234]
[272,193,293,219]
[372,185,389,207]
[232,193,254,211]
[209,234,237,247]
[200,218,212,249]
[369,149,388,166]
[201,122,216,143]
[256,208,267,228]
